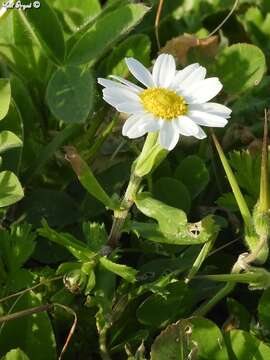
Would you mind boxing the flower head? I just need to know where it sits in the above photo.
[98,54,231,150]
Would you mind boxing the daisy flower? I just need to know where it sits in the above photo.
[98,54,231,151]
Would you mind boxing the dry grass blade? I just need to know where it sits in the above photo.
[54,303,78,360]
[155,0,164,49]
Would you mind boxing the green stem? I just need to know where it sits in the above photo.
[259,116,269,212]
[212,132,252,227]
[108,172,142,248]
[99,325,111,360]
[193,282,235,317]
[193,261,241,317]
[107,133,160,248]
[185,237,216,283]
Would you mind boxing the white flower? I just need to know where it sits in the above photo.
[98,54,231,151]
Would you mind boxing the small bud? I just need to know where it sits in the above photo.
[63,269,87,294]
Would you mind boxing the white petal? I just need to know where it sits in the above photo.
[122,114,160,138]
[176,115,201,136]
[125,58,154,88]
[171,63,200,89]
[158,121,180,150]
[152,54,176,88]
[195,126,207,139]
[177,116,207,139]
[109,75,143,93]
[189,102,231,118]
[185,78,223,103]
[103,87,140,103]
[188,110,228,127]
[103,95,120,108]
[116,101,144,114]
[179,66,207,91]
[98,77,129,90]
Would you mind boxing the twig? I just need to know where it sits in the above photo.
[54,303,78,360]
[204,0,239,38]
[0,293,26,336]
[0,304,53,323]
[155,0,164,49]
[0,276,62,304]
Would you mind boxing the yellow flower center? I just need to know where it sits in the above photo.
[139,87,188,120]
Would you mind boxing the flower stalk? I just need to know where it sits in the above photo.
[108,132,167,248]
[108,172,142,248]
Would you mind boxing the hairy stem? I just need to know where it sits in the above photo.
[108,173,142,248]
[99,324,111,360]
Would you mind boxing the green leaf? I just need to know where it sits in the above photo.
[0,131,22,154]
[65,146,117,210]
[238,7,270,53]
[65,0,128,52]
[38,220,94,262]
[22,125,80,183]
[82,222,108,252]
[0,287,57,360]
[21,189,80,227]
[217,193,254,212]
[135,192,187,234]
[0,223,36,272]
[229,150,261,199]
[20,0,66,64]
[104,34,151,77]
[99,257,137,283]
[0,45,34,82]
[224,329,270,359]
[67,3,149,65]
[0,100,24,175]
[258,288,270,334]
[150,319,196,360]
[153,177,191,214]
[2,348,30,360]
[139,246,200,279]
[134,193,218,245]
[53,0,101,21]
[227,298,251,331]
[215,43,266,95]
[175,155,210,199]
[0,171,24,207]
[0,79,11,121]
[46,66,94,123]
[137,281,190,327]
[189,317,229,360]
